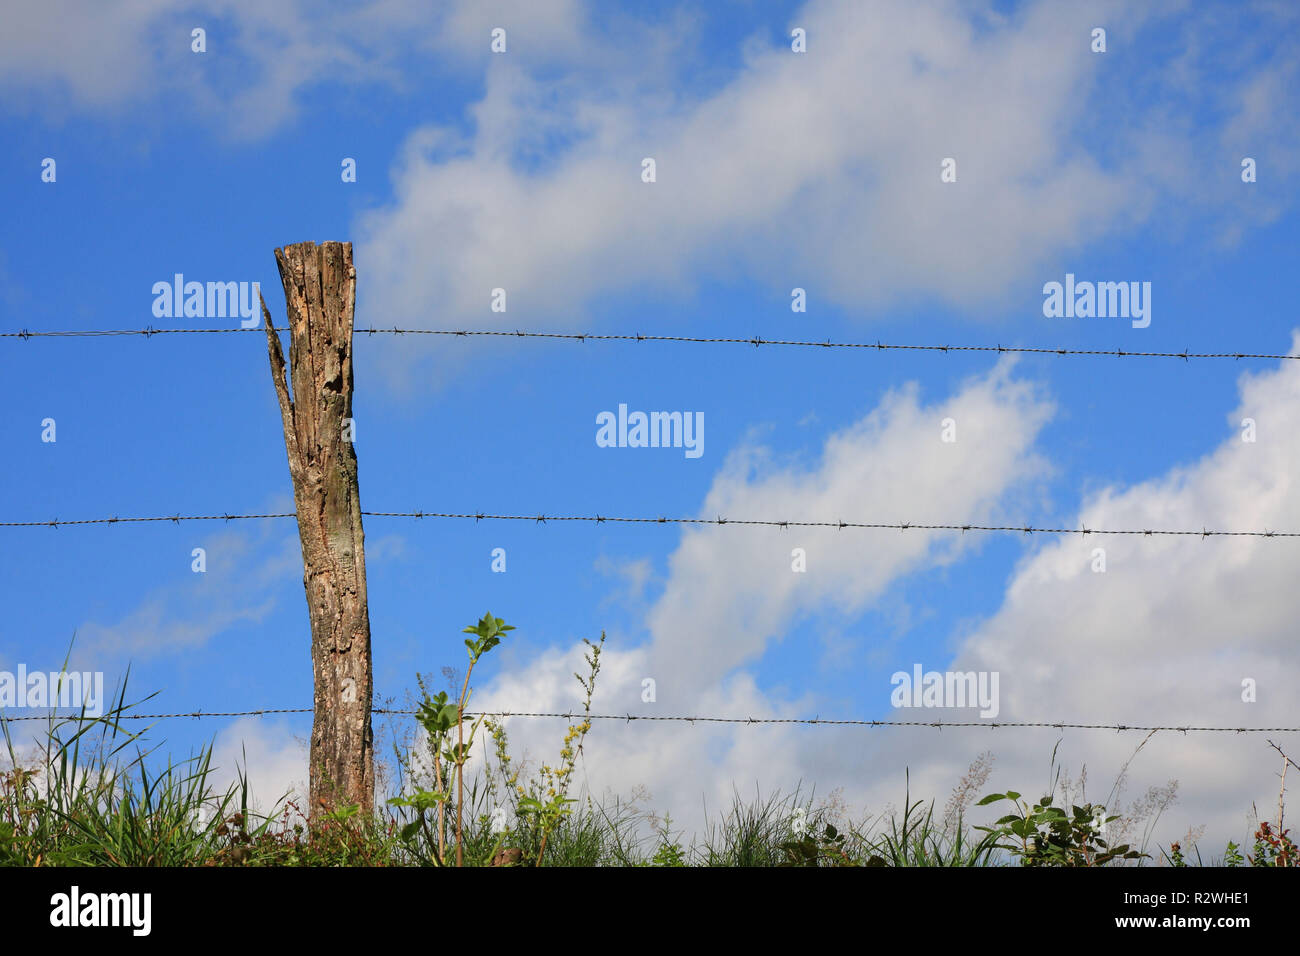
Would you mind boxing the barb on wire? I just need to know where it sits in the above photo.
[0,708,314,721]
[0,513,296,528]
[4,324,1299,363]
[2,327,259,337]
[2,509,1298,538]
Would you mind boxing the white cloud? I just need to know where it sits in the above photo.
[209,717,308,814]
[643,360,1053,697]
[944,332,1300,848]
[0,1,591,137]
[0,0,178,110]
[72,520,300,670]
[354,0,1299,364]
[470,341,1300,854]
[472,357,1055,835]
[6,2,1292,335]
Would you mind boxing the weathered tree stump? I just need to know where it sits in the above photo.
[261,241,373,821]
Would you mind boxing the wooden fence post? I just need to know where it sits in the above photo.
[260,240,374,821]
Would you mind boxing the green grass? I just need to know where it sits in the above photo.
[2,691,1290,867]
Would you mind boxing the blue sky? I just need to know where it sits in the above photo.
[3,0,1299,847]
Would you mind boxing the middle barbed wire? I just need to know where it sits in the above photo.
[1,509,1296,538]
[4,324,1298,363]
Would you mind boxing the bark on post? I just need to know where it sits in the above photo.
[261,241,373,822]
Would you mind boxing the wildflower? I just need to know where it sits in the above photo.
[791,807,809,838]
[490,806,509,835]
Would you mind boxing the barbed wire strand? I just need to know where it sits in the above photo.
[1,510,1297,538]
[4,324,1299,363]
[1,708,1296,732]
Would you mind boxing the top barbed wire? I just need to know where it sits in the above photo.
[3,324,1299,362]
